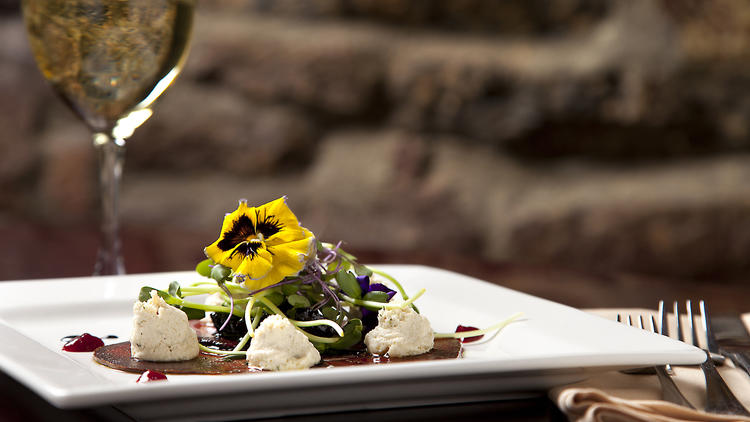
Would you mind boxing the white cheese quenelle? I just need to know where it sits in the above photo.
[246,315,321,371]
[130,290,200,361]
[364,304,434,357]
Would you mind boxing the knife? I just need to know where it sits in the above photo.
[709,315,750,376]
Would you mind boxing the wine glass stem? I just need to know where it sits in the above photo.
[93,133,126,275]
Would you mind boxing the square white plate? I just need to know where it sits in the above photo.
[0,265,705,421]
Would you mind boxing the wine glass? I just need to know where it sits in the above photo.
[22,0,195,275]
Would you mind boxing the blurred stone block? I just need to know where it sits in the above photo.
[186,13,385,117]
[127,83,316,175]
[219,0,610,35]
[0,58,46,212]
[36,124,95,223]
[4,1,750,282]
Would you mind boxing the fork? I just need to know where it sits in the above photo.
[617,313,694,408]
[676,300,750,416]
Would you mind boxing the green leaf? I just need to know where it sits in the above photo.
[363,291,390,302]
[265,291,285,306]
[335,271,361,299]
[195,259,212,277]
[354,263,373,277]
[281,283,300,296]
[138,286,156,302]
[138,286,182,306]
[138,286,174,303]
[320,306,339,321]
[338,248,357,261]
[180,306,205,320]
[287,294,310,308]
[313,342,328,353]
[168,281,182,298]
[306,292,325,304]
[362,291,390,311]
[340,260,352,272]
[329,319,363,350]
[140,285,204,319]
[210,264,232,282]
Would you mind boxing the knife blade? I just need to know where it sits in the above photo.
[709,315,750,376]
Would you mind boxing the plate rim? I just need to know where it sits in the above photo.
[0,264,706,409]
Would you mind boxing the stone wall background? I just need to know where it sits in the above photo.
[1,0,750,283]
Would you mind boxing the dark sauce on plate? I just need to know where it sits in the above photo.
[93,338,462,375]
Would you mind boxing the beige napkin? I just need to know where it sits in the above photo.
[550,309,750,422]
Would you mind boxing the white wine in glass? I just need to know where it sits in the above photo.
[22,0,195,275]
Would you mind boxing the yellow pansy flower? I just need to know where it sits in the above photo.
[204,197,315,290]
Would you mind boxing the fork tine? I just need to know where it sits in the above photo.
[687,300,699,347]
[699,301,726,365]
[700,300,718,354]
[665,300,749,415]
[658,306,677,375]
[673,301,683,341]
[659,300,667,336]
[617,310,695,409]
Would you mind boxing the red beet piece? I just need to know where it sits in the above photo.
[455,325,483,343]
[62,333,104,352]
[136,370,168,383]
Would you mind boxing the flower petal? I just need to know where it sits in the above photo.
[236,246,273,280]
[259,197,308,243]
[216,214,256,252]
[218,200,252,238]
[245,266,286,291]
[262,197,299,227]
[369,283,396,300]
[205,199,258,265]
[204,242,244,270]
[267,236,314,275]
[265,226,314,249]
[357,275,370,293]
[204,241,224,264]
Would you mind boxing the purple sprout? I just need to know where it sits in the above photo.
[217,281,235,332]
[217,241,379,331]
[244,245,345,314]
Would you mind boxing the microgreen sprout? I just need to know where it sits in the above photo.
[198,344,246,356]
[434,312,523,341]
[149,235,520,359]
[339,288,425,310]
[216,280,236,332]
[156,240,431,352]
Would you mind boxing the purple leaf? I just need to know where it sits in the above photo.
[356,275,370,293]
[369,283,396,300]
